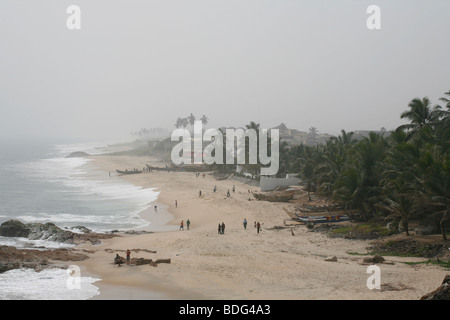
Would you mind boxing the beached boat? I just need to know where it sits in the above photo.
[116,169,142,175]
[297,215,350,224]
[253,191,295,202]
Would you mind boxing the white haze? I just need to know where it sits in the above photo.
[0,0,449,142]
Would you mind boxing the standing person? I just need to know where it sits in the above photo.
[175,200,178,208]
[180,220,184,231]
[218,223,222,235]
[126,249,131,265]
[199,190,202,197]
[186,219,190,230]
[257,222,261,234]
[227,190,230,197]
[221,222,225,234]
[243,218,247,230]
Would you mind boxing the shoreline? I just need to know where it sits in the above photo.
[70,154,448,300]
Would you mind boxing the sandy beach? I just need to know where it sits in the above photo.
[72,154,448,300]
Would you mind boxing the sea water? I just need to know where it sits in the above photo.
[0,139,159,299]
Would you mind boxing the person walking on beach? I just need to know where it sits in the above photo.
[126,249,131,265]
[232,185,235,193]
[199,190,202,197]
[221,222,225,234]
[175,200,178,208]
[180,220,184,231]
[243,218,247,230]
[227,190,230,197]
[218,223,222,235]
[257,222,261,234]
[186,219,190,230]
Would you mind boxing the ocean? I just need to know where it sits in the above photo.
[0,140,159,300]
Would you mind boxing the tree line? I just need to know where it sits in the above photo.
[277,91,449,239]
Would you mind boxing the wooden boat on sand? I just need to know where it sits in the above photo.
[116,169,142,175]
[297,215,350,224]
[253,191,295,202]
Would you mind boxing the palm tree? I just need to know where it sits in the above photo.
[416,150,449,240]
[175,117,183,129]
[378,130,421,235]
[307,127,318,146]
[315,130,355,197]
[398,97,443,141]
[439,90,450,109]
[332,165,361,211]
[298,144,324,201]
[277,141,290,177]
[180,117,189,129]
[242,121,261,177]
[200,115,208,128]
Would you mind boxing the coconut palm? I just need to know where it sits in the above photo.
[416,150,450,240]
[398,97,443,141]
[175,117,183,129]
[378,129,422,235]
[180,117,189,129]
[200,115,208,127]
[188,113,196,131]
[439,90,450,109]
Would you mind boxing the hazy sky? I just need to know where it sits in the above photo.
[1,0,449,142]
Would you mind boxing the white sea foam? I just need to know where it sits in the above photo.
[0,236,75,249]
[0,268,101,300]
[4,142,159,234]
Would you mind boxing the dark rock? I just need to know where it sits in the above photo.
[69,226,92,234]
[27,222,76,244]
[0,245,88,274]
[420,275,450,300]
[0,219,116,245]
[0,220,31,238]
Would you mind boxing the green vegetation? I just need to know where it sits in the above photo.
[403,260,450,270]
[328,222,395,239]
[129,92,450,240]
[368,239,447,258]
[281,91,450,240]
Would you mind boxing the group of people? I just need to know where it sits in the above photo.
[114,249,131,266]
[244,219,261,233]
[200,184,237,198]
[179,219,190,231]
[217,219,261,234]
[218,222,226,234]
[195,172,206,178]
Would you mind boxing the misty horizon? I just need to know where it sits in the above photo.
[1,1,449,143]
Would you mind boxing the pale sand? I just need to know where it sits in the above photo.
[72,154,448,300]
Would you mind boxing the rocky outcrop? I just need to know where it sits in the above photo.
[420,275,450,300]
[0,245,89,274]
[0,220,31,238]
[26,222,76,243]
[0,219,116,245]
